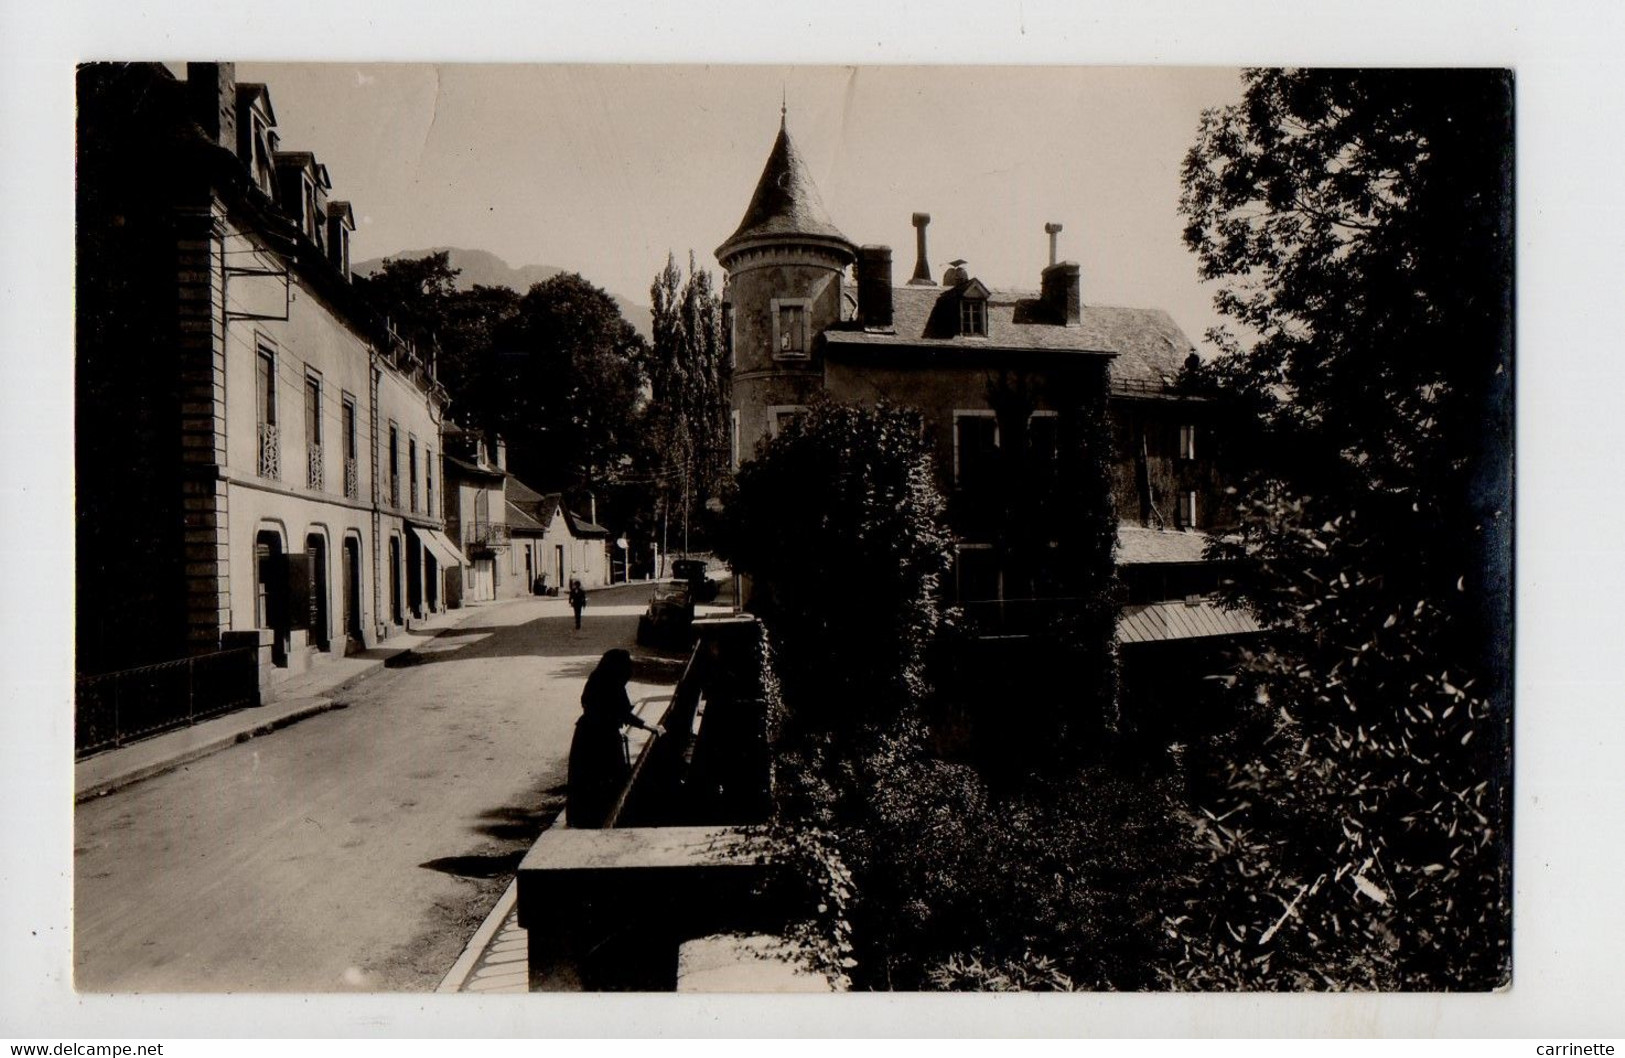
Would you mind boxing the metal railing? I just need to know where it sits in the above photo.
[467,521,511,548]
[75,647,260,758]
[343,456,359,499]
[307,444,324,491]
[389,476,400,509]
[258,422,280,479]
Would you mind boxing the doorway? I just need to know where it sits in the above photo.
[305,533,329,651]
[406,532,423,620]
[255,529,287,666]
[388,535,403,626]
[342,535,362,651]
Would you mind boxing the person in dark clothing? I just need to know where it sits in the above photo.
[566,648,662,828]
[568,579,587,630]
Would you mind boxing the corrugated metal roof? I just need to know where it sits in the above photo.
[1117,600,1261,644]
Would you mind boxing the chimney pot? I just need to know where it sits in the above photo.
[1042,261,1082,327]
[187,63,238,154]
[1044,222,1063,266]
[909,212,934,286]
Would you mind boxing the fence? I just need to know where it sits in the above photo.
[75,647,260,758]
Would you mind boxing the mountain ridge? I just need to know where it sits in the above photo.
[354,246,652,341]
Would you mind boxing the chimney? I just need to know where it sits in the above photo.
[943,259,969,287]
[187,63,238,154]
[1042,261,1082,327]
[909,213,934,286]
[856,245,894,329]
[1044,222,1063,267]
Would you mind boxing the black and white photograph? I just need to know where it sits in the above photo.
[68,58,1514,996]
[5,0,1624,1042]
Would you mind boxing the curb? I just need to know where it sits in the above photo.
[74,609,482,803]
[74,697,338,803]
[437,879,519,993]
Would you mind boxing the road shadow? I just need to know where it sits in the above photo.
[419,851,526,879]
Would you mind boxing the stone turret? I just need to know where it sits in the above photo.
[717,113,856,461]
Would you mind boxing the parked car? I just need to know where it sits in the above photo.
[671,558,720,603]
[636,580,695,648]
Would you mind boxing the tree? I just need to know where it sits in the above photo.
[1171,69,1513,988]
[645,251,729,554]
[717,399,1178,990]
[485,273,648,499]
[717,399,953,774]
[353,252,520,427]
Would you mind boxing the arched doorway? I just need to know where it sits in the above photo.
[406,532,423,620]
[255,529,287,667]
[305,532,329,652]
[342,535,362,652]
[388,535,403,627]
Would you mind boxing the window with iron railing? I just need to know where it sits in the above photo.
[255,347,279,480]
[258,422,280,480]
[305,375,323,491]
[388,423,400,508]
[409,438,419,513]
[341,397,359,499]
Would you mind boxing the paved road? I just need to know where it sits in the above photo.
[74,584,684,993]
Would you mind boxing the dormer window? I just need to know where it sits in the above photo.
[958,279,990,337]
[960,298,987,337]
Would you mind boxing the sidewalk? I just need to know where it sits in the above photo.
[75,604,486,803]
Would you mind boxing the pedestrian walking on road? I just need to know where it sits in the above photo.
[566,648,663,828]
[568,579,586,630]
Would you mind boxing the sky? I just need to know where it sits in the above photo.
[235,64,1245,347]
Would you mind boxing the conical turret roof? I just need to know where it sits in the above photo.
[717,117,854,260]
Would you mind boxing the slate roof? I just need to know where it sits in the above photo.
[444,454,507,481]
[504,500,546,534]
[1117,599,1261,644]
[824,284,1198,388]
[717,119,853,258]
[1116,526,1213,565]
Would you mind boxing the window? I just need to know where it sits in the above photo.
[425,448,434,516]
[959,297,987,337]
[255,345,278,479]
[953,411,999,491]
[730,409,741,468]
[767,405,806,439]
[408,437,419,513]
[341,396,358,499]
[1179,424,1197,460]
[1183,490,1199,529]
[955,544,1001,603]
[388,423,400,508]
[304,374,323,490]
[771,298,810,359]
[1028,411,1059,481]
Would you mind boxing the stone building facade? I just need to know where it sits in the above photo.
[77,62,460,695]
[716,115,1255,662]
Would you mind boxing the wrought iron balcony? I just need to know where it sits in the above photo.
[257,422,279,480]
[307,445,324,491]
[410,480,420,514]
[389,477,400,509]
[343,457,359,500]
[467,520,511,550]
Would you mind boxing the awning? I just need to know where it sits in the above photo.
[1117,599,1261,645]
[411,526,469,569]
